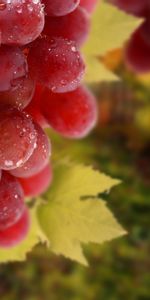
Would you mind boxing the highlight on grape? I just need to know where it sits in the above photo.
[0,0,98,247]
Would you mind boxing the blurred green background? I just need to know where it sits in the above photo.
[0,52,150,300]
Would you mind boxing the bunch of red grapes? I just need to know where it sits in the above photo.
[0,0,98,248]
[110,0,150,73]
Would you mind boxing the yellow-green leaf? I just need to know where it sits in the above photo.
[84,56,119,82]
[83,2,142,56]
[0,205,48,263]
[38,162,126,265]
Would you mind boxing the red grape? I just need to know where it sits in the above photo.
[0,172,25,230]
[0,108,37,170]
[11,122,51,178]
[125,25,150,74]
[43,7,90,47]
[28,36,85,93]
[43,0,80,16]
[138,19,150,46]
[80,0,98,13]
[26,84,48,128]
[40,86,98,138]
[19,164,52,197]
[0,46,28,92]
[109,0,148,17]
[0,208,30,248]
[0,0,45,46]
[0,76,35,110]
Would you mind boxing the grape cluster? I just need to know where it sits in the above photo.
[110,0,150,73]
[0,0,98,247]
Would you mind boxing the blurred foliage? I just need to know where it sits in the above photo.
[0,73,150,299]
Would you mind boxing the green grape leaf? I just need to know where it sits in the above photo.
[84,56,119,82]
[38,162,126,265]
[0,204,48,263]
[83,2,142,56]
[83,1,142,83]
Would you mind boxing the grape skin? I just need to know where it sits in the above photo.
[0,208,30,248]
[0,172,25,230]
[0,0,45,46]
[0,108,37,170]
[40,86,98,139]
[138,19,150,46]
[28,37,85,93]
[19,164,53,197]
[43,7,90,47]
[80,0,98,13]
[43,0,80,16]
[109,0,148,17]
[125,25,150,74]
[10,122,51,178]
[0,46,28,92]
[0,76,35,110]
[25,84,48,128]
